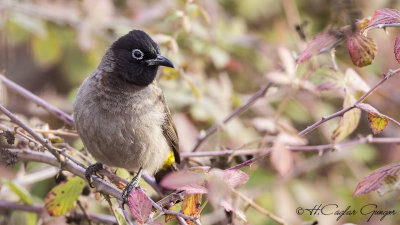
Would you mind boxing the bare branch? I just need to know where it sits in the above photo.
[0,75,74,126]
[191,83,274,152]
[298,68,400,136]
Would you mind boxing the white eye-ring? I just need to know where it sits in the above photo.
[132,49,144,60]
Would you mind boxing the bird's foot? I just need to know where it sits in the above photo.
[122,167,143,209]
[85,162,103,188]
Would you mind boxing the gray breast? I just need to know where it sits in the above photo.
[73,71,171,174]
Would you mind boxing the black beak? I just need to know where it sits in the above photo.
[146,54,174,68]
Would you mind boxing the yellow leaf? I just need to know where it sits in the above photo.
[45,176,85,216]
[367,113,389,134]
[332,92,361,144]
[181,193,202,225]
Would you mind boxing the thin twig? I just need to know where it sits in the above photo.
[77,200,93,225]
[0,75,74,126]
[231,189,287,225]
[0,200,117,225]
[298,68,400,136]
[192,83,274,152]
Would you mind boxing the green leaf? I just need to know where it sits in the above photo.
[331,91,361,144]
[7,182,32,204]
[44,176,85,216]
[6,182,37,225]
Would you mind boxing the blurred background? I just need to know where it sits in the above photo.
[1,0,400,224]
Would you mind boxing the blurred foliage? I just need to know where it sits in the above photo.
[1,0,400,225]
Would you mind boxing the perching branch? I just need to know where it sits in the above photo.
[298,67,400,136]
[6,147,198,223]
[0,200,117,225]
[191,82,274,152]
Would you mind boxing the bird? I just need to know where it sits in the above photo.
[73,30,180,205]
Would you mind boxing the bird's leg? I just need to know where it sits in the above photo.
[85,162,103,188]
[122,167,143,208]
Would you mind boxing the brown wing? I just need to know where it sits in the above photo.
[161,96,180,165]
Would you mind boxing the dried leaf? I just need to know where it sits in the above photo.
[331,92,361,144]
[181,193,202,225]
[160,170,206,192]
[128,189,152,224]
[223,169,249,188]
[45,176,85,216]
[207,171,230,208]
[395,34,400,64]
[353,163,400,196]
[344,68,370,93]
[347,34,376,67]
[362,8,400,33]
[297,31,345,63]
[311,67,343,91]
[270,141,293,176]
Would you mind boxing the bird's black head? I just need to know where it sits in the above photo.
[109,30,174,86]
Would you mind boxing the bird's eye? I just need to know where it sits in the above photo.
[132,49,144,60]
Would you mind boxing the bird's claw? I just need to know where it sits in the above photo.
[122,168,143,209]
[85,162,103,188]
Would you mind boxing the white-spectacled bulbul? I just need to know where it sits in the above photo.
[73,30,179,204]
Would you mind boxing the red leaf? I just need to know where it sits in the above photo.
[128,189,152,224]
[347,34,377,67]
[395,34,400,64]
[223,169,249,188]
[362,8,400,32]
[353,163,400,196]
[297,31,344,63]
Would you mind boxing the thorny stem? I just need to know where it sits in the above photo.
[298,68,400,136]
[191,82,274,152]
